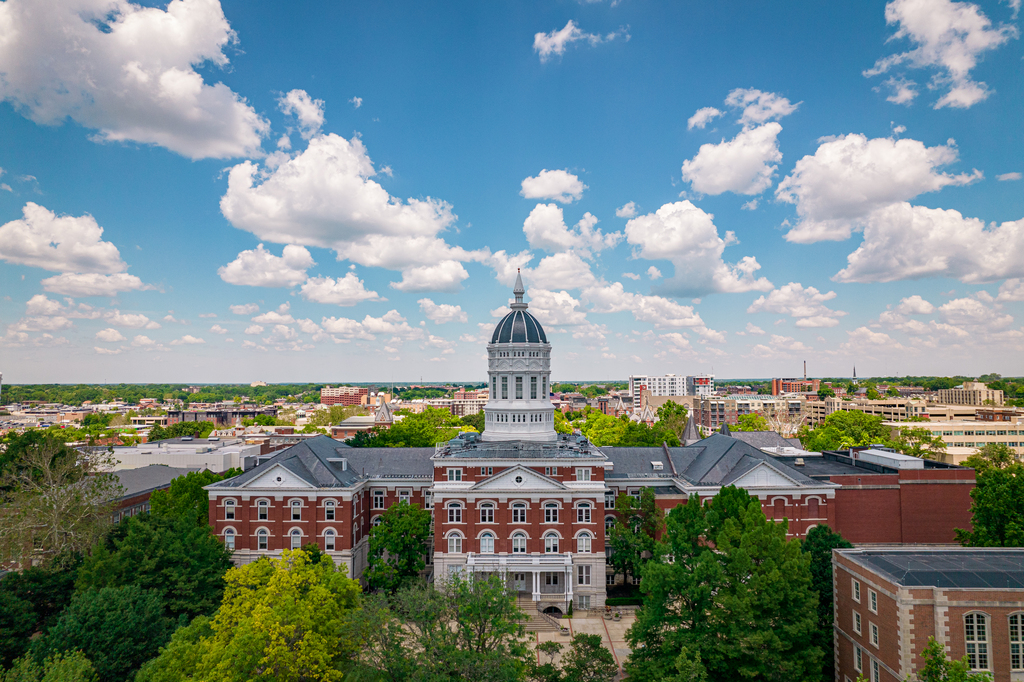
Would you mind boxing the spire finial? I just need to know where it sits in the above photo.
[513,269,525,306]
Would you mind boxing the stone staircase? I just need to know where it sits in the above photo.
[517,596,561,633]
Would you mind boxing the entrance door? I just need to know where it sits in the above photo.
[513,573,527,591]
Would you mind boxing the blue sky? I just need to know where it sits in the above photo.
[1,0,1022,383]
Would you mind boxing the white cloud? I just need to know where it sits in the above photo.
[747,282,847,327]
[94,346,124,355]
[896,294,935,315]
[278,89,325,139]
[681,123,783,196]
[210,324,228,334]
[105,311,160,329]
[418,298,468,324]
[199,313,217,318]
[520,169,587,204]
[170,334,205,345]
[687,107,723,130]
[218,244,314,288]
[938,297,1013,330]
[741,199,759,211]
[879,76,919,104]
[244,324,265,335]
[131,335,156,347]
[252,303,294,324]
[724,88,800,128]
[840,326,905,353]
[230,303,259,315]
[320,310,423,341]
[349,96,363,109]
[615,202,638,218]
[526,289,589,327]
[95,328,126,343]
[527,251,600,291]
[997,172,1022,181]
[777,134,981,243]
[647,266,662,280]
[998,279,1024,301]
[0,0,268,159]
[299,272,383,306]
[521,204,621,256]
[583,283,706,329]
[532,20,629,62]
[41,273,149,297]
[624,201,773,297]
[745,322,766,335]
[622,272,640,280]
[389,261,469,293]
[864,0,1017,109]
[833,203,1024,283]
[0,203,126,273]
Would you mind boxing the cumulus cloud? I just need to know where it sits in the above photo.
[998,279,1024,301]
[747,282,847,327]
[131,335,156,347]
[864,0,1017,109]
[95,328,126,343]
[389,261,470,293]
[230,303,259,315]
[106,311,161,329]
[278,89,325,139]
[622,272,640,280]
[687,107,723,130]
[840,326,905,353]
[210,324,228,334]
[998,172,1022,181]
[349,96,362,108]
[520,169,587,203]
[521,204,621,256]
[41,273,149,297]
[583,283,706,329]
[615,202,638,219]
[533,20,629,62]
[170,334,205,345]
[681,123,783,196]
[526,289,589,327]
[879,76,919,104]
[938,297,1013,330]
[418,298,468,324]
[724,88,800,128]
[252,303,293,324]
[0,203,127,273]
[896,294,935,315]
[527,251,600,291]
[320,310,423,341]
[299,272,383,306]
[647,266,662,280]
[745,322,766,335]
[776,134,981,243]
[218,244,314,288]
[244,324,264,335]
[624,201,773,297]
[0,0,269,159]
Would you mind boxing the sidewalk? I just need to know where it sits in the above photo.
[529,613,635,678]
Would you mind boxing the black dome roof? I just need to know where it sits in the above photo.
[491,309,548,344]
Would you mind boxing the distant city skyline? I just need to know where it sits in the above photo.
[1,0,1022,383]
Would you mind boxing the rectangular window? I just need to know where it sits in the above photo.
[578,565,591,586]
[424,492,432,509]
[531,376,538,399]
[399,490,410,505]
[872,660,880,682]
[258,501,268,521]
[373,490,386,509]
[492,376,496,396]
[1011,614,1022,670]
[291,503,301,521]
[502,376,508,400]
[480,466,493,476]
[545,467,550,476]
[576,468,591,481]
[855,646,863,672]
[513,506,526,524]
[577,595,591,610]
[225,502,235,520]
[448,506,462,523]
[326,504,335,521]
[543,377,547,396]
[966,613,990,670]
[605,491,616,509]
[606,572,615,585]
[577,505,591,523]
[853,579,861,603]
[480,505,494,523]
[551,466,557,476]
[854,612,861,634]
[870,623,879,648]
[869,589,877,613]
[515,376,523,400]
[545,506,558,523]
[447,469,462,482]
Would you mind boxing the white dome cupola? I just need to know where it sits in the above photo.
[481,272,556,442]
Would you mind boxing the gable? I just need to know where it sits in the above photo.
[730,462,802,489]
[471,465,567,492]
[241,462,316,489]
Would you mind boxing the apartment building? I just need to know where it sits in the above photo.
[628,374,686,407]
[884,414,1024,463]
[320,385,369,407]
[805,397,929,425]
[686,374,715,398]
[772,378,820,395]
[697,395,806,431]
[938,381,1004,407]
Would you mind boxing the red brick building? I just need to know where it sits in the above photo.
[320,385,368,406]
[834,548,1024,682]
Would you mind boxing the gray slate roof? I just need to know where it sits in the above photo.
[729,431,803,450]
[842,549,1024,588]
[114,466,199,499]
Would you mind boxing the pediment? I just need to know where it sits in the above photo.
[731,461,802,489]
[241,462,315,489]
[471,465,567,491]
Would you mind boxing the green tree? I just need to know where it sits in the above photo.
[797,411,892,452]
[608,488,664,586]
[3,651,98,682]
[618,421,681,447]
[656,401,689,440]
[0,593,36,669]
[963,442,1017,472]
[624,487,821,682]
[351,408,466,447]
[32,585,173,682]
[581,413,627,446]
[956,462,1024,547]
[553,410,573,434]
[816,387,835,400]
[365,502,432,593]
[891,426,948,459]
[306,405,359,428]
[147,421,215,442]
[0,561,80,668]
[735,413,770,432]
[460,412,485,433]
[560,633,617,682]
[801,525,853,682]
[75,508,233,619]
[133,616,214,682]
[916,636,993,682]
[147,469,241,523]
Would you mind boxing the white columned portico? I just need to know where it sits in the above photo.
[532,568,540,601]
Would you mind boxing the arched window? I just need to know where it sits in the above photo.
[448,534,463,554]
[512,503,527,524]
[480,532,495,554]
[325,501,336,521]
[257,529,268,550]
[325,529,335,551]
[290,529,302,549]
[577,532,592,554]
[480,502,494,524]
[544,533,559,554]
[544,502,558,524]
[371,516,383,527]
[577,502,592,524]
[224,499,235,520]
[257,500,269,521]
[224,528,235,550]
[512,532,527,554]
[965,613,991,670]
[448,503,462,524]
[291,500,302,521]
[605,515,616,531]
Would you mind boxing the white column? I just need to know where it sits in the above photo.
[532,570,540,601]
[567,566,573,602]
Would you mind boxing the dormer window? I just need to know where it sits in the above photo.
[651,461,664,471]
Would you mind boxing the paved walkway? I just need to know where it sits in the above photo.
[529,613,635,678]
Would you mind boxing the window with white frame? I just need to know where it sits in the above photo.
[515,376,523,399]
[290,529,302,549]
[424,492,432,509]
[291,500,302,520]
[605,515,616,531]
[448,534,463,554]
[868,589,877,613]
[373,490,386,509]
[480,466,493,476]
[544,503,558,523]
[372,516,383,527]
[501,376,508,399]
[325,501,335,521]
[224,499,235,520]
[448,503,462,524]
[1011,614,1022,671]
[870,623,879,648]
[512,503,527,524]
[577,532,592,553]
[854,611,861,634]
[544,533,559,553]
[530,376,537,399]
[578,565,591,586]
[604,491,615,509]
[576,468,591,481]
[399,490,410,505]
[606,572,615,586]
[852,579,861,602]
[258,500,269,521]
[258,529,268,550]
[577,595,591,610]
[965,613,990,670]
[447,468,462,482]
[854,645,862,672]
[512,532,527,554]
[577,503,592,523]
[224,528,235,550]
[630,489,641,503]
[325,529,335,551]
[480,532,495,554]
[872,659,879,682]
[480,503,494,524]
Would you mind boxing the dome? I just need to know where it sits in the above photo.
[490,309,547,344]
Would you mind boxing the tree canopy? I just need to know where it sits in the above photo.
[956,461,1024,547]
[802,525,853,682]
[797,411,892,452]
[607,488,664,586]
[365,502,432,593]
[735,413,770,432]
[348,408,468,447]
[148,469,241,522]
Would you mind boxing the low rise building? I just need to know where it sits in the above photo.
[938,381,1004,407]
[772,378,821,395]
[806,397,929,425]
[884,418,1024,463]
[111,465,198,522]
[108,437,263,472]
[320,386,368,407]
[167,406,279,427]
